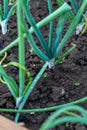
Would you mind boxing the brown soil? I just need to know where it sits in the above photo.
[0,0,87,130]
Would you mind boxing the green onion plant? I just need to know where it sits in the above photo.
[57,0,87,35]
[0,0,87,128]
[0,0,16,34]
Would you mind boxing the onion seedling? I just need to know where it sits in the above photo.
[0,0,16,34]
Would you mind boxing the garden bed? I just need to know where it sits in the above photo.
[0,0,87,130]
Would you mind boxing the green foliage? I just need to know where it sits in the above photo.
[40,105,87,130]
[0,0,87,128]
[43,72,48,78]
[74,82,81,87]
[0,0,16,34]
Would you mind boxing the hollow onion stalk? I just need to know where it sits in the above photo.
[70,0,79,13]
[0,96,87,113]
[17,0,25,99]
[3,0,8,19]
[47,0,54,52]
[52,13,68,55]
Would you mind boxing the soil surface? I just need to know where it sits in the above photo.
[0,0,87,130]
